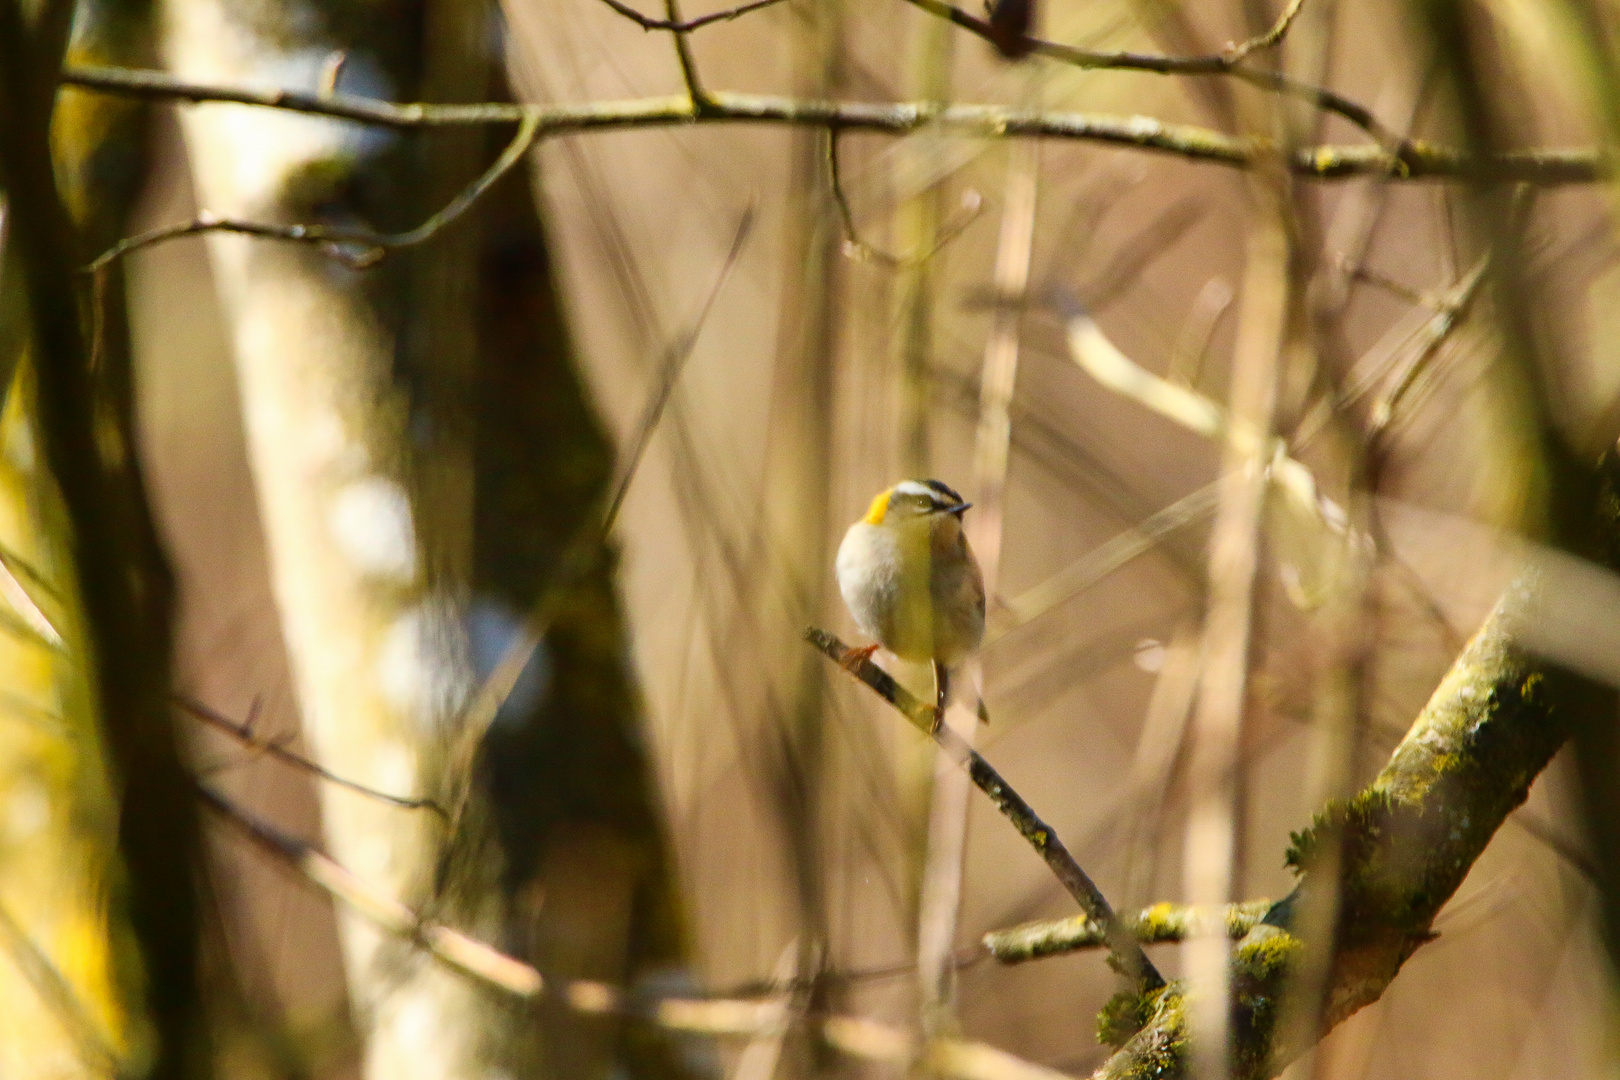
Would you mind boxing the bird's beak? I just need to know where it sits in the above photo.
[947,502,972,516]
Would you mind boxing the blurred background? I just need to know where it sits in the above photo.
[1,0,1619,1076]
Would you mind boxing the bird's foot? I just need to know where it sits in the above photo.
[840,643,879,674]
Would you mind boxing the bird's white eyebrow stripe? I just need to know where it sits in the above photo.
[893,480,937,500]
[894,479,965,508]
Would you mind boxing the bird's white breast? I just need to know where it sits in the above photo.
[836,521,902,645]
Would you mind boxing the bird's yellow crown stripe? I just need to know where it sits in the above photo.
[863,488,891,526]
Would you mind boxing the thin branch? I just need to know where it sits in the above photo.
[177,696,448,818]
[895,0,1400,147]
[438,208,756,851]
[58,66,1609,183]
[594,0,788,32]
[826,130,983,269]
[200,783,1076,1080]
[983,899,1274,963]
[805,627,1166,992]
[199,783,546,997]
[1059,300,1342,541]
[1225,0,1309,61]
[1368,256,1490,432]
[662,0,710,107]
[995,480,1222,635]
[86,111,543,272]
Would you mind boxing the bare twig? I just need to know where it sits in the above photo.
[895,0,1399,147]
[1059,301,1338,539]
[806,627,1166,992]
[86,111,543,272]
[662,0,710,106]
[1225,0,1309,61]
[58,66,1609,182]
[439,208,756,847]
[995,480,1222,635]
[200,783,546,997]
[200,782,1077,1079]
[826,130,982,268]
[984,899,1274,963]
[917,135,1038,1028]
[177,696,448,818]
[594,0,788,32]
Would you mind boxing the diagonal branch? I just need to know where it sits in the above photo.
[178,696,447,817]
[805,627,1166,992]
[1091,551,1620,1078]
[200,783,1079,1080]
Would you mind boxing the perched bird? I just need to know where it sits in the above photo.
[835,479,986,724]
[984,0,1036,59]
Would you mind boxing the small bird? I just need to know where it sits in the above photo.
[984,0,1036,59]
[835,479,986,726]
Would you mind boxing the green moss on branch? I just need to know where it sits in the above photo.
[1093,563,1605,1079]
[984,899,1274,963]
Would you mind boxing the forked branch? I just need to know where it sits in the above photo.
[593,0,787,32]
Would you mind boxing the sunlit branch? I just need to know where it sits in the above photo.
[594,0,787,32]
[178,696,447,817]
[200,783,1075,1080]
[805,627,1166,992]
[995,480,1221,635]
[983,899,1273,963]
[0,542,62,651]
[1060,302,1352,553]
[58,66,1608,183]
[1225,0,1309,61]
[200,783,546,997]
[1091,551,1620,1078]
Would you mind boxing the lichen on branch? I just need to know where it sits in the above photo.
[1093,557,1612,1079]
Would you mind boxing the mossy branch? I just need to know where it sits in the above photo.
[805,627,1165,992]
[1091,564,1606,1079]
[59,65,1607,183]
[984,900,1274,963]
